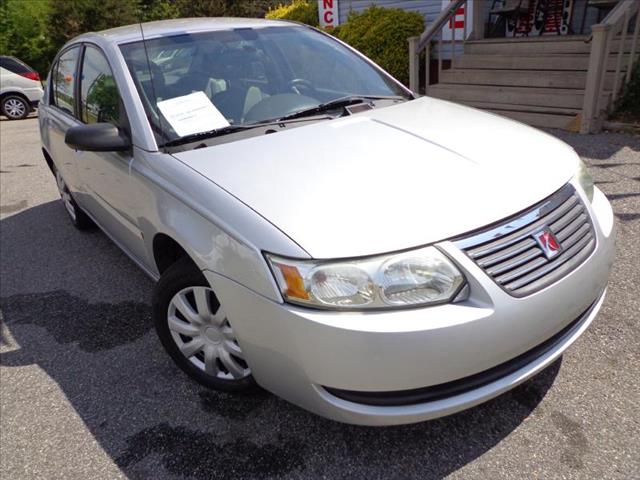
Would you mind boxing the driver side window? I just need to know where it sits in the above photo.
[80,46,125,127]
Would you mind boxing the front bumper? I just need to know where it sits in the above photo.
[205,184,615,425]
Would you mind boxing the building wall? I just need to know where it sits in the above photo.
[338,0,604,36]
[338,0,443,25]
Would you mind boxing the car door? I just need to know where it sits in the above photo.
[46,46,88,198]
[75,44,147,263]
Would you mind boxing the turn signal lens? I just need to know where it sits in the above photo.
[272,263,309,300]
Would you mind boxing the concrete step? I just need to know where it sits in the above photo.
[439,68,616,90]
[427,84,594,109]
[464,36,637,55]
[452,53,635,71]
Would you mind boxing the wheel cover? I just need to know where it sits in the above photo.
[4,98,26,118]
[167,286,250,380]
[55,170,77,221]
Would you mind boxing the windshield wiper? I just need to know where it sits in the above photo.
[162,124,256,148]
[162,115,336,148]
[275,95,408,121]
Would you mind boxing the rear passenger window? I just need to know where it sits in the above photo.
[0,57,31,74]
[52,47,80,115]
[79,46,123,125]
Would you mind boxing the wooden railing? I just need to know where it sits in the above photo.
[581,0,639,133]
[408,0,475,94]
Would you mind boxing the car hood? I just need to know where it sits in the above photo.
[173,97,579,258]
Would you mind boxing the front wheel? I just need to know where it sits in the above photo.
[1,95,30,120]
[153,257,255,392]
[54,167,94,230]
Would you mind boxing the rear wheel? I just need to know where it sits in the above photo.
[54,167,94,230]
[153,257,255,392]
[1,95,30,120]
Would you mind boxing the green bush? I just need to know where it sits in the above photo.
[265,0,318,27]
[612,62,640,123]
[334,6,424,87]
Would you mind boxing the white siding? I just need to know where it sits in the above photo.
[338,0,443,25]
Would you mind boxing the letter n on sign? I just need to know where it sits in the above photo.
[318,0,339,29]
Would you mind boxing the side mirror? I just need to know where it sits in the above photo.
[65,123,131,152]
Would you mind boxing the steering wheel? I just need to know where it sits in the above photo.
[288,78,317,97]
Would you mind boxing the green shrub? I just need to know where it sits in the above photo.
[612,62,640,123]
[334,6,424,87]
[265,0,318,27]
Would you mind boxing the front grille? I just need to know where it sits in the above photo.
[454,184,596,297]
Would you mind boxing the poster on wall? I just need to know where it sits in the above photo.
[441,0,473,41]
[318,0,339,29]
[511,0,575,37]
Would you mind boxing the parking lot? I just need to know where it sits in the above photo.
[1,117,638,479]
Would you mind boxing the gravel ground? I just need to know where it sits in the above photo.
[1,117,638,479]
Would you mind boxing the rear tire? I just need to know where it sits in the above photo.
[153,257,256,392]
[54,166,94,230]
[1,95,30,120]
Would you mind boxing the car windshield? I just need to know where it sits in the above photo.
[119,26,410,146]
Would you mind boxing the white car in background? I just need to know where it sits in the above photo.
[0,55,44,120]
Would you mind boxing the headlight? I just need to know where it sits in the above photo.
[576,158,594,202]
[266,246,465,310]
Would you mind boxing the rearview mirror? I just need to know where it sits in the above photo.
[65,123,131,152]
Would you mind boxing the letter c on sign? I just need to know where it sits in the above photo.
[324,11,333,24]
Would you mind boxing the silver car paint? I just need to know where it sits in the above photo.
[173,96,581,258]
[39,18,616,425]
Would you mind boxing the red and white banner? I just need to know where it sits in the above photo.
[441,0,473,41]
[318,0,339,29]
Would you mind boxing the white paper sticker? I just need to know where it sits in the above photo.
[157,91,230,137]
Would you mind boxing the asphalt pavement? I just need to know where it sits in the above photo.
[1,117,638,479]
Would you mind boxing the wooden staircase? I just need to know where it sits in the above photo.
[408,0,640,133]
[427,35,636,131]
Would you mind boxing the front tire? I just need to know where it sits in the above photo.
[153,257,255,392]
[1,95,30,120]
[54,167,94,230]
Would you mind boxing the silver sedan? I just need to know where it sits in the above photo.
[39,18,615,425]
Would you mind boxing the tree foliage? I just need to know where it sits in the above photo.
[334,7,424,87]
[265,0,319,27]
[0,0,282,75]
[0,0,52,74]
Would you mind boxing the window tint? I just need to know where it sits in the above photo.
[53,48,80,115]
[0,56,32,74]
[80,46,122,125]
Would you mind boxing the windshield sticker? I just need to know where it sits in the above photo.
[157,91,230,137]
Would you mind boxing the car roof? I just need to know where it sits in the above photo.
[74,17,296,45]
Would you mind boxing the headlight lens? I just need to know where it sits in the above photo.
[576,158,594,202]
[266,246,464,310]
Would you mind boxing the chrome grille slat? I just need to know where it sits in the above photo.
[505,234,594,291]
[486,247,543,276]
[454,184,596,297]
[549,204,584,233]
[467,195,579,259]
[477,238,538,268]
[559,223,591,250]
[555,214,588,241]
[508,239,596,296]
[495,256,548,284]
